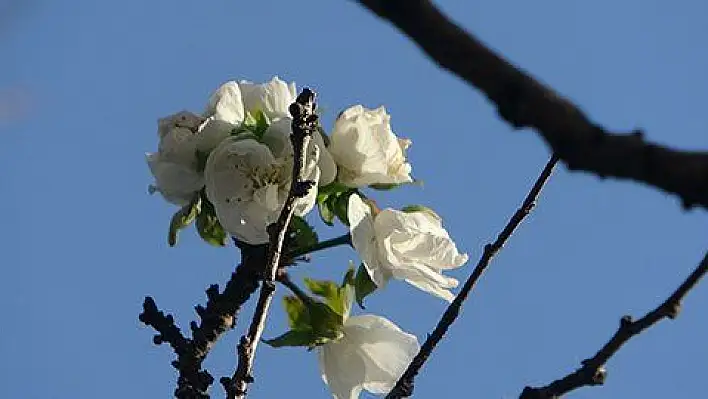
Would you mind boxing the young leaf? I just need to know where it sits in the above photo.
[307,301,344,337]
[287,216,318,252]
[369,183,400,191]
[263,329,318,348]
[304,276,354,319]
[196,197,227,247]
[355,263,378,309]
[316,191,335,226]
[252,109,270,139]
[370,180,423,191]
[318,181,351,197]
[330,192,351,226]
[283,296,310,330]
[339,266,356,318]
[167,195,201,247]
[318,199,335,226]
[304,279,339,301]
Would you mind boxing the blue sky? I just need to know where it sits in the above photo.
[2,0,707,398]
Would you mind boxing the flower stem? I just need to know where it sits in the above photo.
[277,273,313,305]
[289,233,352,259]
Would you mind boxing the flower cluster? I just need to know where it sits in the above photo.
[146,77,469,398]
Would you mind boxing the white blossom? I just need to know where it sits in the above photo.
[238,76,297,121]
[146,152,203,206]
[148,83,247,206]
[318,314,419,399]
[148,112,206,206]
[204,127,320,244]
[348,194,468,302]
[157,110,205,139]
[262,117,337,187]
[204,81,246,126]
[328,105,412,187]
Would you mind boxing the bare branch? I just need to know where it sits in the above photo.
[520,252,708,399]
[221,89,319,398]
[355,0,708,210]
[386,155,559,398]
[139,244,264,398]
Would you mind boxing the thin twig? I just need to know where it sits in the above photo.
[139,244,264,398]
[386,155,559,398]
[520,251,708,399]
[355,0,708,210]
[287,233,352,259]
[221,89,319,398]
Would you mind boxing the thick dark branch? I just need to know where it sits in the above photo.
[386,155,558,398]
[355,0,708,210]
[139,244,264,398]
[221,89,319,399]
[520,252,708,399]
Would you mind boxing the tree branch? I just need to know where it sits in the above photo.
[221,89,319,398]
[520,251,708,399]
[139,243,264,398]
[386,155,559,398]
[355,0,708,210]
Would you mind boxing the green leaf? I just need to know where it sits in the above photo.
[287,216,319,251]
[370,180,423,191]
[242,111,257,130]
[330,193,351,226]
[317,198,335,226]
[339,266,356,318]
[283,296,310,330]
[354,263,378,309]
[316,189,334,226]
[341,266,356,288]
[252,109,270,139]
[239,110,270,139]
[401,204,441,221]
[315,183,358,226]
[168,195,201,247]
[304,279,339,302]
[195,197,227,247]
[318,181,351,196]
[274,293,345,349]
[263,329,319,348]
[369,183,399,191]
[304,274,355,319]
[307,301,344,337]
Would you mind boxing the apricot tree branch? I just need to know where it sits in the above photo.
[386,155,559,398]
[139,243,264,398]
[221,88,319,399]
[520,251,708,399]
[355,0,708,210]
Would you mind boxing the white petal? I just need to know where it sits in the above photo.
[348,195,389,288]
[261,117,293,160]
[393,265,459,302]
[158,127,197,165]
[205,81,245,125]
[195,118,235,153]
[313,130,337,186]
[293,167,320,217]
[329,105,412,187]
[344,315,419,394]
[146,152,203,206]
[376,210,468,270]
[318,340,367,399]
[158,111,204,138]
[239,77,295,121]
